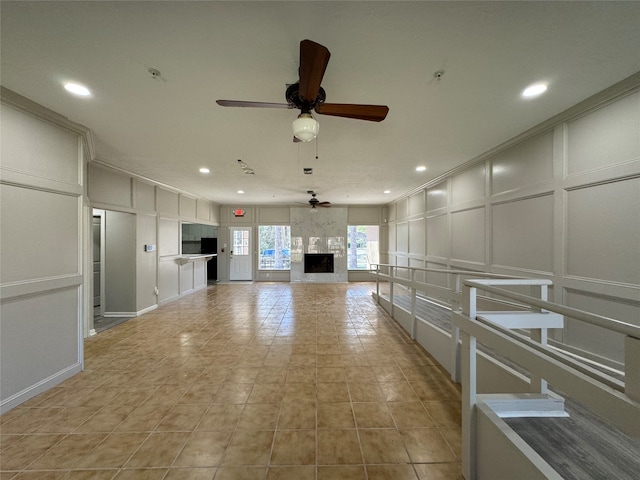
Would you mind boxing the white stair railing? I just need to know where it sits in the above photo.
[455,278,640,480]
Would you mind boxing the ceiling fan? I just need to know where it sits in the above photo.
[302,191,331,209]
[216,39,389,142]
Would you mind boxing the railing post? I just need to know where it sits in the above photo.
[530,283,549,312]
[530,328,549,394]
[452,273,462,311]
[450,323,461,383]
[530,283,549,393]
[410,269,417,340]
[375,264,380,304]
[450,273,463,382]
[462,283,477,319]
[461,331,477,480]
[389,266,395,318]
[626,335,640,403]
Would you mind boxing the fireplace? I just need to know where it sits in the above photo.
[304,253,334,273]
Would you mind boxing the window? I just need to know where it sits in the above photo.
[258,226,291,270]
[347,225,380,270]
[232,229,249,255]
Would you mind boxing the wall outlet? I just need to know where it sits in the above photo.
[154,286,159,295]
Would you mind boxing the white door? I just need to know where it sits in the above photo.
[230,227,252,280]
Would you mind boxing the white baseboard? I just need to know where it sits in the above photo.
[0,362,82,414]
[136,304,157,316]
[159,294,181,306]
[102,305,157,318]
[160,285,207,306]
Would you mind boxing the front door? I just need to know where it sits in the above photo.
[229,227,252,281]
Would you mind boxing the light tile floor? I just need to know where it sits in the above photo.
[1,283,462,479]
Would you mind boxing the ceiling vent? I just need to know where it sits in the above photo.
[303,168,313,175]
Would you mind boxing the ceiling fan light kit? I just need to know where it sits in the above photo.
[292,113,319,142]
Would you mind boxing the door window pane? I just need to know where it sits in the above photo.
[233,229,249,255]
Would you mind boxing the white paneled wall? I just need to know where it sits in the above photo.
[180,195,197,219]
[1,92,87,413]
[135,180,156,212]
[136,213,158,312]
[1,106,80,183]
[566,179,640,285]
[408,217,426,258]
[492,195,554,273]
[452,163,486,205]
[88,163,220,308]
[566,95,640,175]
[491,131,554,194]
[396,221,409,254]
[426,214,449,260]
[387,85,640,369]
[219,205,386,282]
[451,207,485,266]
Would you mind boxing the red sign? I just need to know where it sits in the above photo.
[233,209,245,217]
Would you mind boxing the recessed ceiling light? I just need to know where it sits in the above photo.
[522,82,548,98]
[63,82,91,97]
[237,190,244,194]
[416,166,427,172]
[199,167,210,174]
[384,190,391,194]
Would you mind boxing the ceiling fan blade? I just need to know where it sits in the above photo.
[298,40,330,103]
[317,202,332,207]
[216,99,291,109]
[315,103,389,122]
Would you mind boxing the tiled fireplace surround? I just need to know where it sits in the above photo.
[290,208,348,283]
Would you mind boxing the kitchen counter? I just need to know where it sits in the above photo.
[177,254,217,265]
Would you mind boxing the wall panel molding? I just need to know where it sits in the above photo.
[0,168,83,197]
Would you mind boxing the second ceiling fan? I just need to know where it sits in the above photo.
[306,191,331,209]
[216,39,389,142]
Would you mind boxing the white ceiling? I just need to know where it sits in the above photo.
[2,1,640,206]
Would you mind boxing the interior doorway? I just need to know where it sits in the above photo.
[92,208,136,333]
[92,210,104,320]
